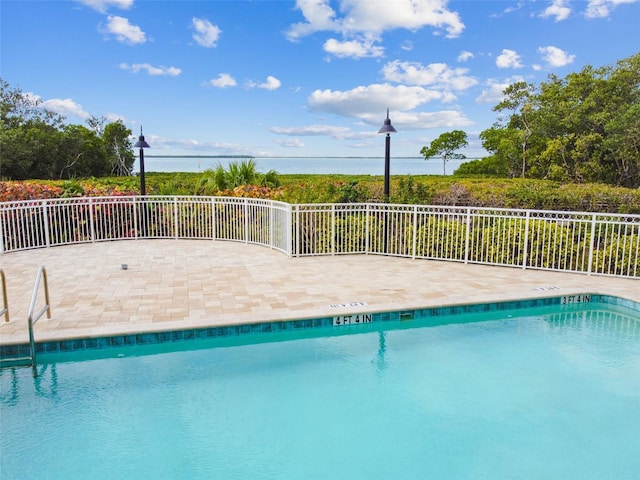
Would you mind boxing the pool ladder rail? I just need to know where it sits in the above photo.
[0,266,51,376]
[0,268,9,323]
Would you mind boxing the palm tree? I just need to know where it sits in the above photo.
[197,166,226,194]
[197,158,279,194]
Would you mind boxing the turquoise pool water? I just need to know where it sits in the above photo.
[1,304,639,479]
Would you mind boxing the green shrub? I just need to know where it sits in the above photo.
[392,176,433,204]
[414,215,467,260]
[5,174,640,214]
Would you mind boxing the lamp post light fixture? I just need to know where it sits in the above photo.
[133,127,151,196]
[378,109,397,202]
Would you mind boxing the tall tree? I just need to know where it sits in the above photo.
[492,82,537,178]
[86,115,106,135]
[1,78,139,180]
[0,78,65,179]
[59,124,108,178]
[476,53,640,187]
[103,120,134,176]
[420,130,468,175]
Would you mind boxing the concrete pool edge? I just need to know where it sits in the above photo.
[2,293,638,361]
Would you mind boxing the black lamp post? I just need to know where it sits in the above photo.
[133,127,151,196]
[133,127,151,237]
[378,110,397,254]
[378,109,397,201]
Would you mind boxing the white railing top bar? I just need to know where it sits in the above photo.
[292,201,640,219]
[1,195,638,217]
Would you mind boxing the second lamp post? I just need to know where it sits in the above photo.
[378,109,397,201]
[133,127,151,196]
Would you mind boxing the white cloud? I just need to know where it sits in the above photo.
[286,0,340,40]
[286,0,465,58]
[247,76,282,90]
[381,60,477,90]
[261,76,282,90]
[120,63,181,76]
[104,112,126,123]
[148,135,249,155]
[541,0,572,21]
[40,98,90,119]
[538,46,576,67]
[308,83,454,121]
[337,0,464,37]
[192,17,222,48]
[206,73,237,88]
[496,49,523,68]
[476,77,525,104]
[271,112,473,140]
[493,2,525,16]
[585,0,638,18]
[75,0,133,13]
[323,37,384,58]
[476,81,510,105]
[101,16,146,44]
[274,138,306,148]
[271,125,352,138]
[390,110,473,130]
[401,40,413,51]
[271,124,386,141]
[457,51,474,62]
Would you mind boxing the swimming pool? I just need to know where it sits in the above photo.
[1,301,639,480]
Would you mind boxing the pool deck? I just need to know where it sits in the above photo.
[0,239,638,346]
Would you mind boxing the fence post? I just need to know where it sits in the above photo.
[331,204,336,255]
[383,204,389,254]
[285,203,292,256]
[89,197,96,242]
[174,197,179,239]
[243,198,249,244]
[211,197,217,241]
[0,209,4,255]
[43,200,51,248]
[464,207,471,264]
[293,204,300,257]
[412,205,418,259]
[268,202,273,249]
[139,196,148,238]
[522,210,530,270]
[587,213,597,275]
[365,204,370,254]
[132,197,139,239]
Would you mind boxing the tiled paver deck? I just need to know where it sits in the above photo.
[1,239,638,345]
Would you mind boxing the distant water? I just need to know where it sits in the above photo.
[135,156,471,176]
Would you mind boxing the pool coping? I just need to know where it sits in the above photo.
[2,293,638,360]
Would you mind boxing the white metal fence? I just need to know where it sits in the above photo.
[0,196,292,255]
[1,197,638,278]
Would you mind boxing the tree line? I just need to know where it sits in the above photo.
[455,52,639,188]
[0,78,134,180]
[3,52,639,188]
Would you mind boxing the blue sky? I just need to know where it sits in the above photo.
[2,0,639,158]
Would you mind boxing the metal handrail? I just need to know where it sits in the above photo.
[27,266,51,376]
[0,269,8,322]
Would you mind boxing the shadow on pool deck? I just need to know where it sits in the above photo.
[1,239,638,345]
